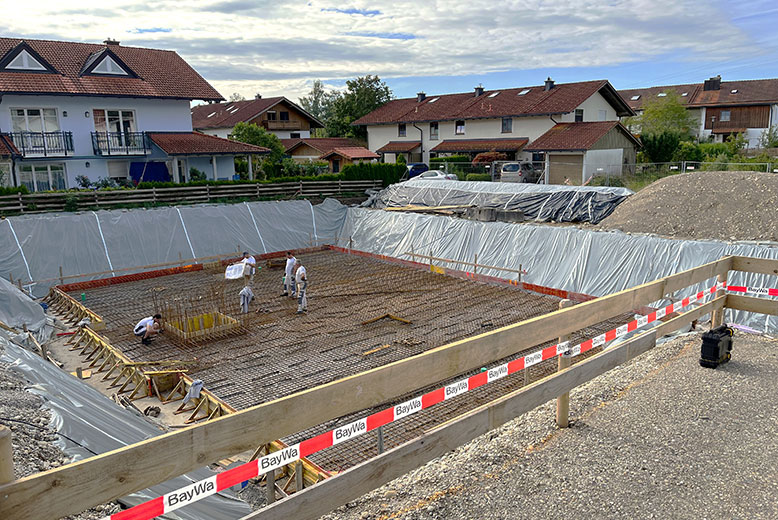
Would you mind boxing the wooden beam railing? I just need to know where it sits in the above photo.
[5,255,778,520]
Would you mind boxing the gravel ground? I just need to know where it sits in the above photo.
[598,171,778,242]
[320,331,778,520]
[0,342,121,520]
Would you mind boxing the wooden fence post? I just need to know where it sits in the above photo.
[0,425,13,485]
[711,274,725,328]
[18,191,24,213]
[556,299,573,428]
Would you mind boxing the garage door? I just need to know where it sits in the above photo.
[548,154,583,185]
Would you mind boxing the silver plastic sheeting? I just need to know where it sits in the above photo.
[339,208,778,333]
[363,179,633,224]
[0,200,348,297]
[0,334,251,520]
[0,277,47,334]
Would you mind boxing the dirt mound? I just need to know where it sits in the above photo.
[598,171,778,242]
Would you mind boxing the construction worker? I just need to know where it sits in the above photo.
[295,260,307,314]
[241,251,257,282]
[133,314,163,345]
[239,285,254,314]
[282,251,296,297]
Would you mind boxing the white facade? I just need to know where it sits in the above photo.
[200,126,311,140]
[367,91,620,164]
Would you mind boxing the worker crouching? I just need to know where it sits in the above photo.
[295,260,307,314]
[133,314,163,345]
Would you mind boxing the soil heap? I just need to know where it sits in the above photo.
[599,171,778,242]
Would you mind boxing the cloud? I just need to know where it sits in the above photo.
[6,0,765,101]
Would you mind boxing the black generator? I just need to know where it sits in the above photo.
[699,325,734,368]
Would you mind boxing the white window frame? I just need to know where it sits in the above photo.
[93,109,137,133]
[10,107,60,133]
[6,50,47,71]
[455,120,465,135]
[501,117,513,133]
[91,55,128,76]
[18,163,67,192]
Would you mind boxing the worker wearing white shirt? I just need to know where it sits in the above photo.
[133,314,163,345]
[295,261,307,314]
[282,251,296,297]
[241,251,257,281]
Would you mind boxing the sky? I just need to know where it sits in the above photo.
[2,0,778,103]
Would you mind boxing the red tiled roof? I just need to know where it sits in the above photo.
[0,37,222,101]
[320,147,379,160]
[618,83,699,110]
[353,80,633,126]
[148,132,270,156]
[429,138,529,153]
[376,141,421,153]
[281,137,356,154]
[191,97,323,130]
[525,121,640,152]
[618,77,778,110]
[0,134,19,157]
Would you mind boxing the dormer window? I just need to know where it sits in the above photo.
[0,42,57,74]
[80,49,137,78]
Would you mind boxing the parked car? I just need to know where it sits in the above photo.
[499,162,543,183]
[415,170,458,181]
[406,163,429,178]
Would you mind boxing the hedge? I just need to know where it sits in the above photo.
[0,185,29,196]
[430,155,470,165]
[137,174,345,190]
[465,173,491,182]
[341,162,405,186]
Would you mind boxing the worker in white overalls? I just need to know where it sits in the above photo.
[295,260,307,314]
[282,251,296,298]
[241,251,257,282]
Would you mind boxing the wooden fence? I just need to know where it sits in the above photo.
[0,179,381,213]
[0,256,776,519]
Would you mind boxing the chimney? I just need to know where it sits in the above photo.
[103,38,120,46]
[417,92,426,102]
[474,85,484,97]
[703,75,721,91]
[544,77,555,91]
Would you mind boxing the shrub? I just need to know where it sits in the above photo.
[641,132,681,163]
[430,155,469,165]
[465,173,491,182]
[472,151,507,164]
[63,193,80,212]
[0,185,28,196]
[75,175,92,189]
[94,177,117,189]
[189,167,207,181]
[587,175,625,187]
[342,162,405,186]
[672,141,704,163]
[698,142,731,159]
[396,153,406,165]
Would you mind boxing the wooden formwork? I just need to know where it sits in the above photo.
[44,287,106,330]
[166,311,239,341]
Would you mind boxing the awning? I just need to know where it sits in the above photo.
[430,138,529,153]
[148,132,270,156]
[376,141,421,153]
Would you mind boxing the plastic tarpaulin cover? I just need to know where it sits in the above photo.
[0,277,47,334]
[339,208,778,333]
[363,179,633,224]
[0,336,251,520]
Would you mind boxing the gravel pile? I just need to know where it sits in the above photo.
[598,171,778,242]
[320,332,778,520]
[0,342,121,520]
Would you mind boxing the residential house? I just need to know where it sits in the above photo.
[191,97,324,139]
[619,76,778,147]
[353,79,635,168]
[524,121,641,184]
[320,147,379,173]
[280,137,357,163]
[0,37,268,191]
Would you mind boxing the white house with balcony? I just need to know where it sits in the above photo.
[0,37,268,191]
[353,79,635,166]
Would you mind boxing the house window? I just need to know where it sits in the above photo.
[267,111,277,121]
[18,163,66,192]
[93,109,136,133]
[332,159,341,173]
[575,109,584,122]
[720,110,731,122]
[91,55,129,76]
[398,123,406,137]
[5,49,47,71]
[11,108,60,133]
[290,132,301,138]
[280,111,290,121]
[455,120,465,135]
[598,110,607,121]
[501,117,512,133]
[430,122,438,140]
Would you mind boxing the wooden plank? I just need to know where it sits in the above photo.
[244,330,659,520]
[725,294,778,316]
[731,256,778,276]
[0,258,731,519]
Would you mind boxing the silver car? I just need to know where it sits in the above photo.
[416,170,458,180]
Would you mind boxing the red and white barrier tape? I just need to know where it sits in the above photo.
[104,283,724,520]
[726,285,778,297]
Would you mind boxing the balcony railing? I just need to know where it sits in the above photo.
[8,131,74,157]
[91,132,151,155]
[264,120,302,130]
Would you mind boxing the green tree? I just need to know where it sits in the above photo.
[626,91,697,138]
[641,131,681,163]
[327,75,393,139]
[230,122,286,178]
[672,141,703,162]
[759,126,778,148]
[299,80,340,132]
